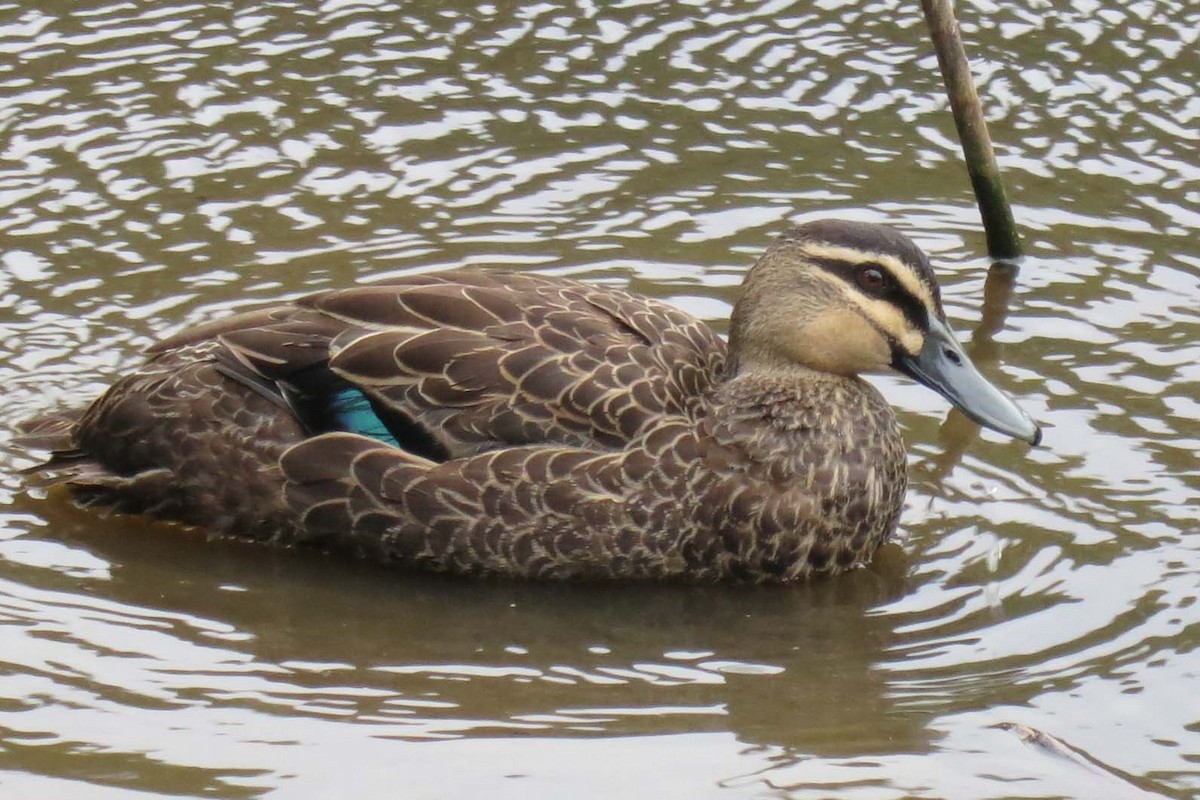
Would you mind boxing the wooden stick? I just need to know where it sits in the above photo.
[920,0,1022,261]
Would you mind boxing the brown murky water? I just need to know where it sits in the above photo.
[1,1,1197,797]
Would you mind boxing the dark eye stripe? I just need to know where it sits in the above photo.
[808,256,930,331]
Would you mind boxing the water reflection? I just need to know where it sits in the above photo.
[2,0,1199,796]
[12,494,919,750]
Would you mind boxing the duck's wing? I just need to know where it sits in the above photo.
[158,270,727,458]
[280,427,834,581]
[278,428,704,579]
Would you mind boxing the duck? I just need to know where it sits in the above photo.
[20,219,1040,582]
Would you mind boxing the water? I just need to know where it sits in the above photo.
[1,0,1197,797]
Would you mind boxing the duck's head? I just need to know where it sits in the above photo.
[729,219,1041,445]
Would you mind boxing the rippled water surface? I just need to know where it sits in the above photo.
[1,0,1198,797]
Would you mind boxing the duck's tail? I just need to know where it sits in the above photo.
[13,410,89,472]
[15,409,80,448]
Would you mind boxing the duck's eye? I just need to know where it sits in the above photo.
[857,265,887,293]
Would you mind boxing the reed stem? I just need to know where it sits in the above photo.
[920,0,1022,261]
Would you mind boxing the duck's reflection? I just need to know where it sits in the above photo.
[25,491,927,757]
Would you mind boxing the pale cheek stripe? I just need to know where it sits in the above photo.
[806,270,925,356]
[859,300,924,356]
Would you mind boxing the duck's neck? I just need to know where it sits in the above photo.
[708,363,899,463]
[719,362,871,421]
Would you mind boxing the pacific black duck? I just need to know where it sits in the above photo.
[20,219,1040,582]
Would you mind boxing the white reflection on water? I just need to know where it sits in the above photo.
[1,0,1198,797]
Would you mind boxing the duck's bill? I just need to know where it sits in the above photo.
[894,316,1042,445]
